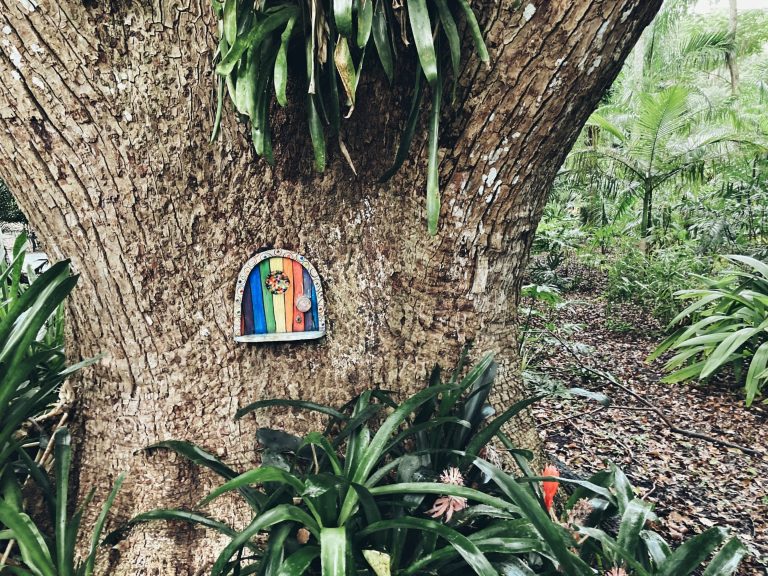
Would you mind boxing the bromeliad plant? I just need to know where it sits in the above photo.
[0,237,119,574]
[0,234,94,482]
[111,351,746,575]
[649,254,768,406]
[109,353,556,575]
[0,428,125,576]
[210,0,489,234]
[531,462,749,576]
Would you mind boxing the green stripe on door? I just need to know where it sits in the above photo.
[259,260,276,333]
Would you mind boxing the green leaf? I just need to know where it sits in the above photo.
[383,416,470,455]
[359,517,498,576]
[276,546,320,576]
[146,440,264,510]
[299,433,343,476]
[274,15,297,107]
[307,93,327,172]
[199,466,305,507]
[0,500,55,576]
[463,395,543,464]
[54,429,73,576]
[426,64,442,236]
[473,459,591,576]
[210,68,225,143]
[434,0,460,100]
[640,530,672,568]
[83,473,126,576]
[102,509,260,552]
[338,385,455,523]
[404,536,548,575]
[372,0,394,82]
[320,526,346,576]
[211,505,320,576]
[668,292,724,326]
[700,327,759,378]
[357,0,374,48]
[578,528,651,576]
[369,482,521,514]
[216,6,298,76]
[657,527,727,576]
[617,499,653,557]
[745,340,768,406]
[407,0,438,85]
[701,537,747,576]
[725,255,768,280]
[223,0,237,45]
[263,522,293,576]
[455,0,489,63]
[333,0,354,38]
[236,399,347,422]
[147,440,241,478]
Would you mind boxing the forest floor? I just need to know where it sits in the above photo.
[528,285,768,575]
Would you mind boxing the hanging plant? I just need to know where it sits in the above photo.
[210,0,489,234]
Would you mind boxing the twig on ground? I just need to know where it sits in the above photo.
[642,481,657,500]
[548,330,765,457]
[539,404,656,427]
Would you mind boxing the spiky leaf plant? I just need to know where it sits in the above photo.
[209,0,489,234]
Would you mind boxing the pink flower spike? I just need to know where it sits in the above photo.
[439,467,465,486]
[427,466,469,522]
[427,495,468,522]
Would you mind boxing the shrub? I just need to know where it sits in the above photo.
[604,244,711,325]
[0,234,83,478]
[650,254,768,406]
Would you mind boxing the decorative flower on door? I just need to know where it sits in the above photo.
[233,249,326,342]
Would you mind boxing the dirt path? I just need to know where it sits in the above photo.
[528,291,768,575]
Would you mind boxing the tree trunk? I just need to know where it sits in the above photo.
[641,181,653,238]
[0,0,661,572]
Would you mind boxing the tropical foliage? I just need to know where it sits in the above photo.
[650,254,768,405]
[530,1,768,406]
[0,429,125,576]
[210,0,489,234]
[108,353,746,575]
[0,238,122,575]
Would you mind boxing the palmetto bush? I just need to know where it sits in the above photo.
[650,254,768,406]
[110,353,746,575]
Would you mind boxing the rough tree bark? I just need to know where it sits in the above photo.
[0,0,660,573]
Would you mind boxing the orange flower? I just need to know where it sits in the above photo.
[541,465,560,512]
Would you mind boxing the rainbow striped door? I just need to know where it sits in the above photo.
[234,250,326,342]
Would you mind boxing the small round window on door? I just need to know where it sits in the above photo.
[233,249,326,342]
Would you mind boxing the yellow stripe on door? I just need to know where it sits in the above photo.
[270,258,286,332]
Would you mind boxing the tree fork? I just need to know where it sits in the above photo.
[0,0,661,572]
